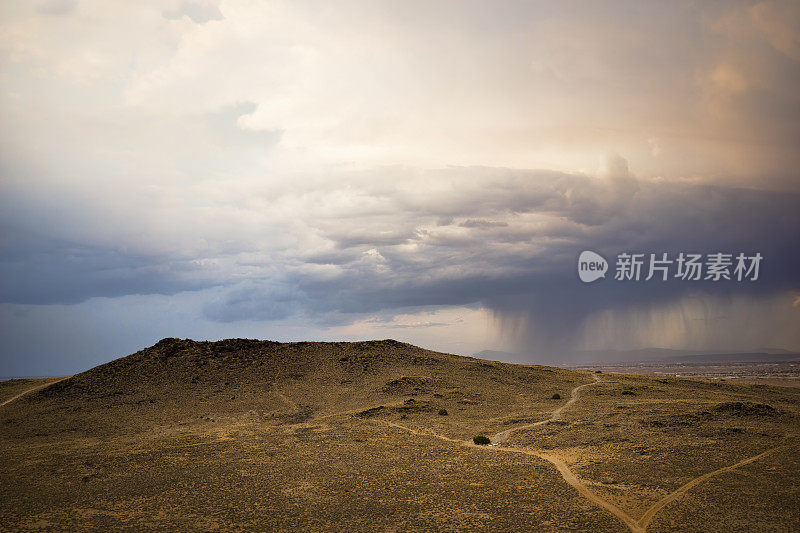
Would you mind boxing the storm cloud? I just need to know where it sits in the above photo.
[4,163,797,361]
[195,166,800,358]
[1,1,799,374]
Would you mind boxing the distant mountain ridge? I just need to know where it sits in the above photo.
[472,348,800,365]
[471,350,520,361]
[661,352,800,364]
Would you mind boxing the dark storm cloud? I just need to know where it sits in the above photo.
[0,185,222,305]
[3,0,800,376]
[5,165,798,332]
[202,280,303,322]
[0,231,210,305]
[199,167,800,359]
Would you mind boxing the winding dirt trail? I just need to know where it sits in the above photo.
[0,378,67,408]
[490,373,601,446]
[5,372,789,531]
[384,421,464,444]
[483,373,645,530]
[637,444,788,530]
[534,450,644,532]
[372,372,789,532]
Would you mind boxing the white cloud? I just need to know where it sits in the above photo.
[1,1,799,372]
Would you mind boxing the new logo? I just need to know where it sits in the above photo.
[578,251,608,283]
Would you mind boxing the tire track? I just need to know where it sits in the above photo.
[490,373,601,446]
[371,373,788,532]
[0,378,67,408]
[637,444,789,530]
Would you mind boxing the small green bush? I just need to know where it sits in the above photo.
[473,435,491,445]
[551,393,561,399]
[438,409,448,416]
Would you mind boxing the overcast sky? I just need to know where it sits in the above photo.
[1,0,799,375]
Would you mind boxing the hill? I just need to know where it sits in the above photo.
[1,339,799,531]
[2,338,583,439]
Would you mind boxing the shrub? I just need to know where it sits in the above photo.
[551,393,561,399]
[473,435,491,445]
[438,409,448,416]
[621,390,635,396]
[713,402,777,416]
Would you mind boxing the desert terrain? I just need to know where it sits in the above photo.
[1,339,798,531]
[577,361,800,389]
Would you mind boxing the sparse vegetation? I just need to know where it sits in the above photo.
[356,405,385,418]
[473,435,491,445]
[713,401,777,416]
[3,338,799,531]
[382,376,431,394]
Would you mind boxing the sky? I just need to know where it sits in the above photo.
[1,0,799,375]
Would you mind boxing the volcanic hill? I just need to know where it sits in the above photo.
[1,338,798,531]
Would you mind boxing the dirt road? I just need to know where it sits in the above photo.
[0,378,66,408]
[490,372,602,446]
[637,444,788,530]
[374,372,789,532]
